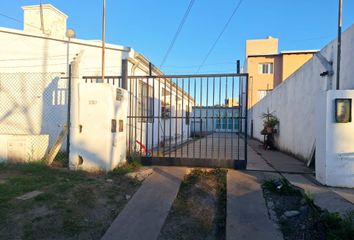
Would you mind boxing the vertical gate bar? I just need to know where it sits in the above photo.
[199,77,202,159]
[231,76,235,160]
[193,78,196,160]
[128,76,132,157]
[224,76,228,160]
[175,78,178,159]
[152,76,155,157]
[187,77,190,157]
[169,79,172,159]
[164,78,167,158]
[140,79,143,157]
[238,76,241,161]
[135,78,138,154]
[181,78,184,158]
[212,77,215,159]
[218,76,221,159]
[146,78,149,157]
[244,74,249,165]
[158,77,161,156]
[206,77,209,160]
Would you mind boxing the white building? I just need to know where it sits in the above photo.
[0,4,194,166]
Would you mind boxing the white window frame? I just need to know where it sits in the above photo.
[258,63,273,74]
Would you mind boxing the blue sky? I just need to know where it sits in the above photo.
[1,0,354,75]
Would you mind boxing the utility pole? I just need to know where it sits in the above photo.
[101,0,106,82]
[336,0,342,90]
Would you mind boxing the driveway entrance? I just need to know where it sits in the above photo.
[83,73,249,169]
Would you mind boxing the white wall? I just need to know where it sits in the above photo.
[0,27,127,76]
[316,90,354,187]
[0,28,129,159]
[0,72,67,159]
[249,25,354,161]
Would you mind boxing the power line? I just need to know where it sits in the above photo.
[163,61,235,69]
[196,0,244,73]
[160,0,196,68]
[0,12,42,31]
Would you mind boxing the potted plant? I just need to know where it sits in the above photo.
[261,109,279,134]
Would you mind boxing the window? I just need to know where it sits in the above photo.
[258,63,273,74]
[138,81,154,122]
[161,88,171,118]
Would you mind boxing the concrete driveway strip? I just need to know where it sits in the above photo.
[284,174,354,216]
[101,167,187,240]
[227,170,283,240]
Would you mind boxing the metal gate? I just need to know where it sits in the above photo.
[82,73,248,169]
[126,73,249,169]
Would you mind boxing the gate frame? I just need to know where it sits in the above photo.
[127,73,249,170]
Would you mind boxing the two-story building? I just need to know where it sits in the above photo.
[244,36,317,108]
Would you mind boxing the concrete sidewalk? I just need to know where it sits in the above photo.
[247,139,313,173]
[101,167,187,240]
[227,170,282,240]
[284,174,354,216]
[247,138,354,216]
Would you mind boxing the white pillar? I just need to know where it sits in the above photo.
[69,51,84,170]
[316,90,354,187]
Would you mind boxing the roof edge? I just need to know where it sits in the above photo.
[22,4,68,19]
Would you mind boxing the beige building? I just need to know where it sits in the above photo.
[244,37,317,108]
[225,98,239,107]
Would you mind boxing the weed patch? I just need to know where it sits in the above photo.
[158,168,227,240]
[262,178,354,240]
[0,162,141,240]
[110,154,142,176]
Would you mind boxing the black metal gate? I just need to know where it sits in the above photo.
[126,73,248,169]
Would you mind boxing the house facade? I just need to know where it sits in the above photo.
[0,4,194,164]
[244,36,317,108]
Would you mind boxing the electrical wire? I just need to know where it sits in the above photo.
[163,61,235,69]
[160,0,196,68]
[0,12,42,31]
[196,0,244,73]
[0,54,68,62]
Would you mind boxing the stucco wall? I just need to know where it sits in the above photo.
[316,90,354,187]
[281,53,315,81]
[247,56,275,108]
[0,27,127,77]
[249,24,354,161]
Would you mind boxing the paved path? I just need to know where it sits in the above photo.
[101,167,187,240]
[247,139,313,173]
[247,138,354,216]
[284,174,354,216]
[227,170,282,240]
[164,133,245,160]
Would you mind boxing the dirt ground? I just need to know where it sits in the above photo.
[0,162,141,240]
[158,168,227,240]
[262,179,354,240]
